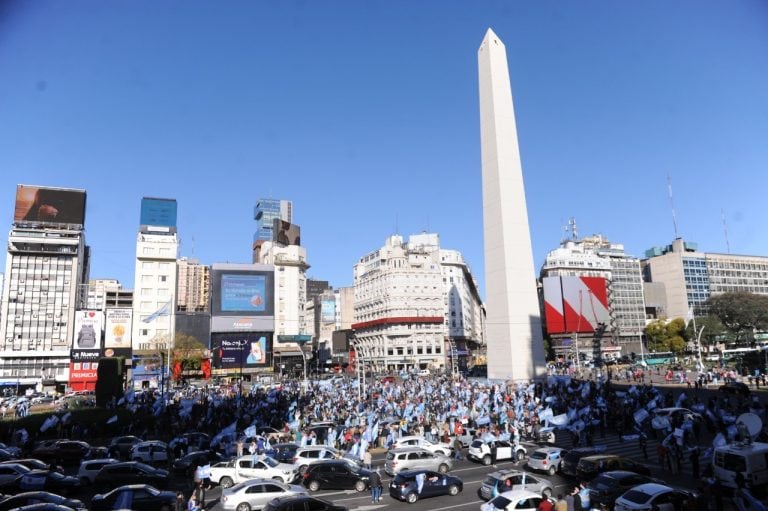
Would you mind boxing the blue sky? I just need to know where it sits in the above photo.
[1,1,766,295]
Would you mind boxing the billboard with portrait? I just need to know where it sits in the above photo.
[211,332,272,369]
[211,267,275,317]
[272,219,301,246]
[140,197,177,233]
[105,308,133,349]
[14,185,86,227]
[73,310,104,350]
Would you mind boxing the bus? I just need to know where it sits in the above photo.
[643,352,676,366]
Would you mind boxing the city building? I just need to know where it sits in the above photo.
[176,257,210,312]
[0,185,89,392]
[252,199,292,262]
[642,238,768,319]
[83,279,133,310]
[352,233,484,373]
[540,228,646,359]
[478,28,546,381]
[131,198,179,354]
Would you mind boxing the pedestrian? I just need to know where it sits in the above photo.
[249,440,257,464]
[538,495,555,511]
[175,491,186,511]
[363,448,372,470]
[194,479,206,508]
[187,494,201,511]
[554,493,567,511]
[490,441,498,468]
[453,436,462,460]
[369,467,383,503]
[639,433,647,460]
[236,439,244,458]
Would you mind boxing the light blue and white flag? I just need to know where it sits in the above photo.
[142,301,172,323]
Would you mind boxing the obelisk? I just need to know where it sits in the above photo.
[478,28,546,381]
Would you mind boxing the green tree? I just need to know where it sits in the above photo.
[684,315,727,350]
[706,292,768,344]
[172,332,206,378]
[644,319,670,352]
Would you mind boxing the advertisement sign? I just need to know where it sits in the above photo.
[321,298,336,324]
[212,332,272,369]
[68,361,99,387]
[221,274,267,312]
[542,276,610,334]
[73,310,104,350]
[105,308,132,349]
[140,197,177,233]
[272,219,301,246]
[14,185,86,226]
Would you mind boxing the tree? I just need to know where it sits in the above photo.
[684,315,726,350]
[644,317,688,354]
[706,292,768,344]
[172,332,206,380]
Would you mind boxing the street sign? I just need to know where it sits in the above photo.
[277,334,312,343]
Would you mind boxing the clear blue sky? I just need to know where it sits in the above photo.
[1,1,766,295]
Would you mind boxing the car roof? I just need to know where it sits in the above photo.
[625,482,674,495]
[533,447,563,453]
[580,454,620,461]
[388,447,430,453]
[487,469,526,478]
[496,489,543,500]
[594,470,641,480]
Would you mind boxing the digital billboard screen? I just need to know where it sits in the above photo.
[211,332,272,369]
[211,268,274,317]
[14,185,86,226]
[272,219,301,246]
[140,197,177,232]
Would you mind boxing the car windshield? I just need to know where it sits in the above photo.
[263,457,279,467]
[590,475,613,490]
[530,451,547,460]
[386,452,395,460]
[488,495,512,509]
[471,440,483,448]
[482,475,501,486]
[621,489,653,504]
[134,462,155,472]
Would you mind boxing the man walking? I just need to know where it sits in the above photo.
[369,468,383,503]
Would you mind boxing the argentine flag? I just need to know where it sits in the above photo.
[142,301,172,323]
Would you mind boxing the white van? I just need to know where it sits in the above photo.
[713,441,768,489]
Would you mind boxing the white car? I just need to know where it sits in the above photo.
[130,440,168,463]
[480,489,547,511]
[220,478,307,511]
[77,458,119,485]
[390,436,453,456]
[209,456,297,488]
[293,446,342,475]
[468,439,527,465]
[526,447,566,475]
[614,482,696,511]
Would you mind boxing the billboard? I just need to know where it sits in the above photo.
[211,332,272,369]
[211,267,275,317]
[73,310,104,350]
[140,197,177,233]
[543,276,610,334]
[105,308,132,349]
[272,219,301,246]
[321,298,336,323]
[68,360,99,389]
[14,185,86,226]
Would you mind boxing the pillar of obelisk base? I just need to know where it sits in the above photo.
[478,28,546,382]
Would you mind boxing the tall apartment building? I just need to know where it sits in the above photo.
[84,279,133,310]
[252,199,292,262]
[131,198,179,353]
[0,185,89,391]
[176,258,210,312]
[642,238,768,319]
[540,231,646,357]
[353,233,484,372]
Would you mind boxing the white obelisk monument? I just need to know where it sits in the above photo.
[478,28,546,381]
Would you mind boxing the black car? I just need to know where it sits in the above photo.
[389,470,463,504]
[587,471,663,510]
[91,484,176,511]
[265,443,300,463]
[302,460,371,492]
[31,441,92,466]
[576,455,650,481]
[719,381,751,398]
[171,450,226,476]
[264,495,347,511]
[169,432,210,453]
[0,491,87,511]
[9,504,77,511]
[108,436,143,459]
[560,446,605,478]
[0,470,80,495]
[0,459,51,472]
[93,461,169,490]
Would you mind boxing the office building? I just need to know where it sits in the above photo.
[84,279,133,310]
[176,258,210,312]
[252,199,292,262]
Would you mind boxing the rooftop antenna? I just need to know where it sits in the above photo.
[721,209,731,254]
[667,174,680,239]
[568,217,579,241]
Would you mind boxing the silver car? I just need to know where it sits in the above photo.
[526,447,566,476]
[478,469,554,501]
[220,478,307,511]
[384,447,454,476]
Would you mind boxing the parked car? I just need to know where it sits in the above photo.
[90,484,176,511]
[0,491,86,511]
[614,482,697,511]
[588,471,664,511]
[719,381,751,398]
[263,495,346,511]
[0,443,21,458]
[107,436,143,459]
[12,470,80,494]
[210,456,298,488]
[93,461,169,490]
[560,446,606,478]
[0,459,51,472]
[480,489,545,511]
[130,440,169,464]
[264,443,299,464]
[468,439,527,465]
[0,463,31,485]
[477,469,554,501]
[384,447,453,476]
[169,432,211,453]
[31,441,93,466]
[76,458,119,485]
[220,478,307,511]
[454,427,479,448]
[7,504,78,511]
[526,447,566,476]
[576,454,650,481]
[171,450,227,476]
[302,460,371,492]
[292,446,342,475]
[389,470,463,504]
[390,436,453,456]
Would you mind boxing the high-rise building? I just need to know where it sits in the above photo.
[84,279,133,310]
[478,29,546,380]
[642,238,768,319]
[252,199,292,262]
[131,198,179,353]
[0,185,89,391]
[176,258,210,312]
[352,233,484,372]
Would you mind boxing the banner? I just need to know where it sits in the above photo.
[105,309,133,349]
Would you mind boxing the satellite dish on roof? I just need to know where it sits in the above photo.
[736,413,762,441]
